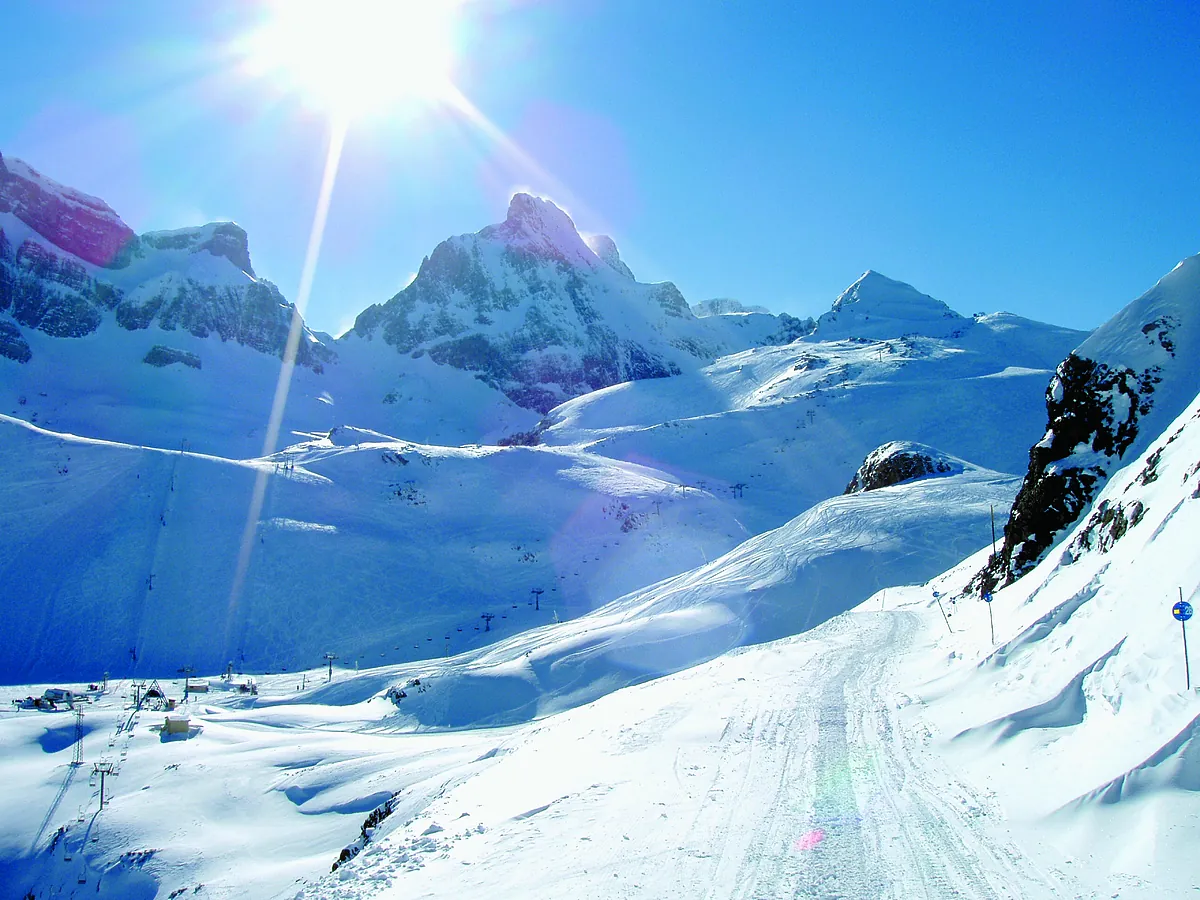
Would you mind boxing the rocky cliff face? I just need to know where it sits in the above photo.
[0,153,136,268]
[844,441,961,493]
[350,194,743,412]
[974,253,1200,593]
[0,155,332,371]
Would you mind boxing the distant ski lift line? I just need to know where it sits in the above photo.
[226,116,347,637]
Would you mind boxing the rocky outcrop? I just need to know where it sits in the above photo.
[0,153,136,267]
[0,174,332,370]
[971,254,1200,594]
[140,223,256,276]
[0,319,31,363]
[692,298,772,317]
[974,354,1159,592]
[0,228,116,337]
[116,277,333,372]
[761,312,817,345]
[844,441,960,493]
[143,345,202,369]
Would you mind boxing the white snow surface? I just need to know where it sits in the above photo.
[3,386,1195,897]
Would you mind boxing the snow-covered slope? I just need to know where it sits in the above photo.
[0,413,755,683]
[876,382,1200,898]
[980,251,1200,587]
[812,269,970,341]
[543,301,1086,534]
[356,450,1018,729]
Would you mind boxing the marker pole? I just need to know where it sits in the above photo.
[1182,588,1192,691]
[933,591,952,635]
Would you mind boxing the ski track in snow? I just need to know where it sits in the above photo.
[302,611,1081,900]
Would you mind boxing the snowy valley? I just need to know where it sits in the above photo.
[1,154,1198,899]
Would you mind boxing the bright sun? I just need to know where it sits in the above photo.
[242,0,460,118]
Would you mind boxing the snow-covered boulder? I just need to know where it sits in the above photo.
[844,441,962,493]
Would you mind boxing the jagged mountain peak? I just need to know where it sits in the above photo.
[0,153,122,221]
[479,192,597,268]
[831,270,955,316]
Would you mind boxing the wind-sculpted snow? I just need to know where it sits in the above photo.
[905,385,1200,895]
[371,462,1017,728]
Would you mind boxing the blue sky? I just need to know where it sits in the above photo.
[1,0,1197,336]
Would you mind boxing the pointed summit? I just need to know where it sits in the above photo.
[812,271,969,340]
[481,193,597,268]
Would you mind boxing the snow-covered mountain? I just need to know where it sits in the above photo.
[348,193,803,413]
[978,251,1200,589]
[3,156,1198,899]
[0,152,331,371]
[543,292,1087,534]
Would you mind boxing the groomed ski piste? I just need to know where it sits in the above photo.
[2,382,1199,898]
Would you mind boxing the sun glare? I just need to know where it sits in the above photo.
[242,0,460,117]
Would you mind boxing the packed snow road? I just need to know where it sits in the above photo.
[305,609,1081,900]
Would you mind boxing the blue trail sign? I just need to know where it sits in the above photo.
[1175,592,1192,690]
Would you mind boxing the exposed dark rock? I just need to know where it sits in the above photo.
[141,223,256,276]
[0,319,31,363]
[0,152,137,267]
[973,353,1161,593]
[760,312,816,345]
[350,194,715,412]
[143,345,202,369]
[1066,499,1145,558]
[1140,316,1178,357]
[844,441,959,494]
[692,298,772,317]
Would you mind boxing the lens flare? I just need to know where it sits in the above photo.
[240,0,461,117]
